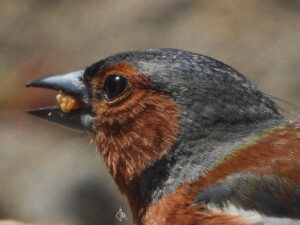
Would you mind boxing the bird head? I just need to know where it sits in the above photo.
[26,48,287,209]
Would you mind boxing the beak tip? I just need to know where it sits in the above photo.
[25,82,32,88]
[26,109,37,115]
[25,80,39,88]
[26,108,47,117]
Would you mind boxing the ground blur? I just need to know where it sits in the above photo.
[0,1,299,224]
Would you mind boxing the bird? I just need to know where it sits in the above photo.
[26,48,300,225]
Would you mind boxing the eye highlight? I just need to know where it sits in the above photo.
[103,74,128,101]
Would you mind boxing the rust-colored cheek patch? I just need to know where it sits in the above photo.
[88,62,180,208]
[94,88,180,191]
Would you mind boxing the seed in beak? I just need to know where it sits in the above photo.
[56,93,82,113]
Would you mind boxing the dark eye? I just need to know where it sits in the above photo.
[103,74,128,101]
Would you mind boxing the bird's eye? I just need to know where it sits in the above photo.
[103,74,128,101]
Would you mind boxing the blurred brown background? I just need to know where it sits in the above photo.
[0,0,299,224]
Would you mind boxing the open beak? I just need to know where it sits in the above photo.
[26,71,96,132]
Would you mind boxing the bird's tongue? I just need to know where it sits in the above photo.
[25,70,96,132]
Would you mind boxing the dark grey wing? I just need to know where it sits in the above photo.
[194,173,300,219]
[267,95,300,122]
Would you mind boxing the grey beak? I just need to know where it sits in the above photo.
[26,70,96,132]
[26,70,85,98]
